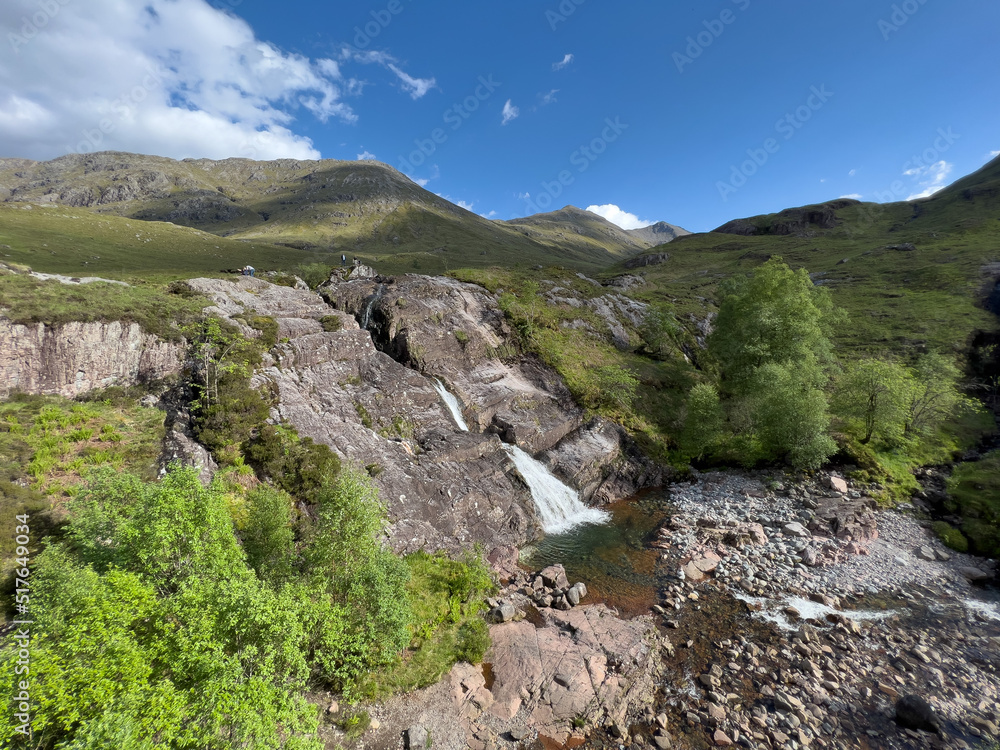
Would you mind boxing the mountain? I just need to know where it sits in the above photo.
[0,152,667,274]
[611,155,1000,357]
[625,221,690,246]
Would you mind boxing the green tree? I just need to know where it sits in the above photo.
[639,302,680,359]
[747,362,837,469]
[708,258,839,393]
[832,358,915,445]
[243,484,297,587]
[592,365,639,410]
[906,352,978,436]
[679,383,723,460]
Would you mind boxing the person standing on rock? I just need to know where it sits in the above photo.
[341,254,346,267]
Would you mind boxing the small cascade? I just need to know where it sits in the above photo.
[504,445,610,535]
[431,377,607,534]
[359,285,385,330]
[432,379,469,431]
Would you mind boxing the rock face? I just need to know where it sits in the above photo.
[189,274,658,553]
[0,318,183,399]
[486,605,662,743]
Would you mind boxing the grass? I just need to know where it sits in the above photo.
[945,451,1000,557]
[356,550,495,700]
[0,273,207,340]
[0,391,166,580]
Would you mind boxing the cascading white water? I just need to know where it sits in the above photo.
[432,378,607,535]
[359,285,385,330]
[432,379,469,432]
[503,444,609,535]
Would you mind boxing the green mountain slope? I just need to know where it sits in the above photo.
[614,156,1000,356]
[0,152,660,274]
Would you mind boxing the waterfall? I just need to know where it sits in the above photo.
[432,379,469,431]
[431,378,607,535]
[359,285,385,330]
[503,444,609,535]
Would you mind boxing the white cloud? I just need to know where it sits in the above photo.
[539,89,559,106]
[480,210,497,219]
[456,200,475,211]
[357,151,377,160]
[585,204,653,230]
[386,63,436,100]
[0,0,366,160]
[905,160,953,200]
[406,164,439,187]
[848,169,857,177]
[990,150,1000,158]
[501,100,519,126]
[839,193,863,200]
[340,48,435,100]
[552,54,574,71]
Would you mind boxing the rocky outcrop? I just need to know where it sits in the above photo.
[486,605,663,743]
[0,318,183,399]
[187,274,661,553]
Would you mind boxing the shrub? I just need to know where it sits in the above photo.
[932,521,969,553]
[455,618,490,665]
[320,315,343,332]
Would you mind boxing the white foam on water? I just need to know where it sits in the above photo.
[503,444,609,535]
[963,598,1000,622]
[432,379,469,432]
[735,592,901,631]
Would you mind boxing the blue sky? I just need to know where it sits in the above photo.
[1,0,998,232]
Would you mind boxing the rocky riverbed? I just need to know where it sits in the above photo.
[331,470,998,750]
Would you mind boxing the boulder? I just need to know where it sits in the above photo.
[825,475,848,494]
[783,522,811,539]
[960,567,991,584]
[540,564,570,589]
[490,601,516,624]
[895,694,939,733]
[405,725,429,749]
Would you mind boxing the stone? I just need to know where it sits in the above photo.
[713,729,734,746]
[326,700,339,714]
[826,476,848,494]
[405,725,429,749]
[509,727,531,740]
[895,694,939,733]
[916,545,936,561]
[490,600,516,623]
[653,734,672,749]
[783,522,811,539]
[540,564,570,590]
[960,567,991,584]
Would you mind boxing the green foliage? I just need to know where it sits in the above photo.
[354,401,373,429]
[337,709,370,739]
[320,314,343,332]
[358,549,495,699]
[295,263,334,289]
[945,452,1000,558]
[243,484,297,586]
[906,352,980,437]
[0,468,321,750]
[453,329,470,346]
[833,358,914,445]
[592,365,639,410]
[303,468,412,690]
[245,424,341,501]
[747,363,837,469]
[639,302,680,359]
[679,383,723,461]
[708,258,840,393]
[932,521,969,553]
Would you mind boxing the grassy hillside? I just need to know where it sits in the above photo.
[611,158,1000,358]
[0,152,657,274]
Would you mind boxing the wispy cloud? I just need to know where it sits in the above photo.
[848,168,857,177]
[552,54,574,71]
[905,160,953,200]
[839,193,863,200]
[480,210,497,219]
[501,99,519,126]
[539,89,559,106]
[585,204,653,230]
[387,63,436,99]
[456,200,475,211]
[357,150,376,160]
[991,150,1000,158]
[341,48,435,100]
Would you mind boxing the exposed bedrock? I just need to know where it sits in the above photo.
[188,274,661,553]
